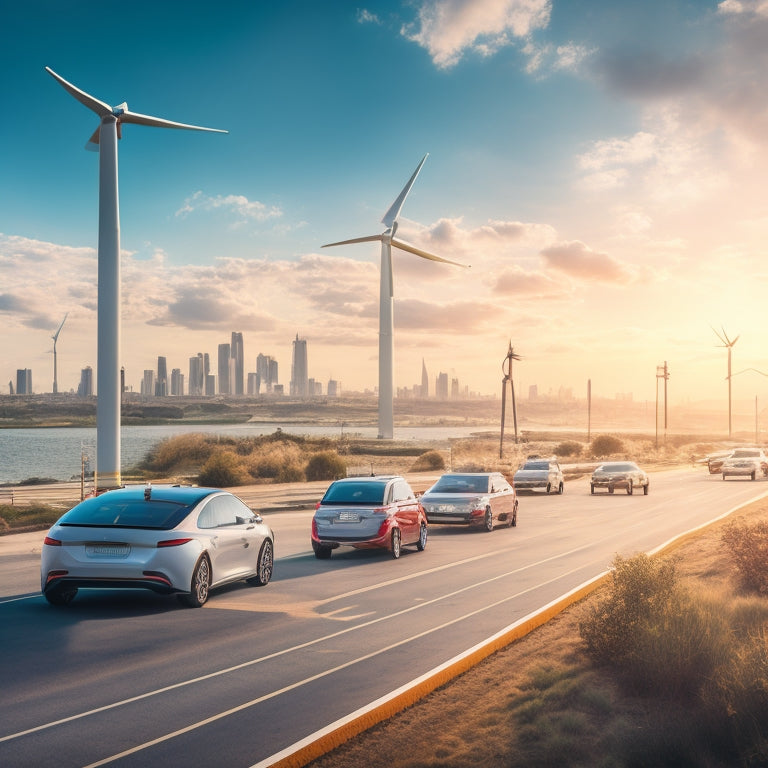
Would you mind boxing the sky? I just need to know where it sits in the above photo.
[2,0,768,411]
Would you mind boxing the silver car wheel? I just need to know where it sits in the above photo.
[180,556,210,608]
[247,538,273,586]
[391,528,401,559]
[416,522,428,551]
[483,508,493,532]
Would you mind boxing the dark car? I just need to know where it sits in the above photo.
[420,472,517,531]
[590,462,649,495]
[311,475,427,559]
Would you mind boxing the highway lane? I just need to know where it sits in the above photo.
[1,467,766,768]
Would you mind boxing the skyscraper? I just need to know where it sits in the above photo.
[155,356,168,396]
[171,368,184,396]
[218,343,231,395]
[15,369,32,395]
[421,359,429,398]
[78,366,93,397]
[231,331,244,395]
[189,355,204,396]
[290,334,308,397]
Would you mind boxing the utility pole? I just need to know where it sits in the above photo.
[655,362,670,448]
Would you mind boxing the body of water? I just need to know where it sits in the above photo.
[0,423,495,485]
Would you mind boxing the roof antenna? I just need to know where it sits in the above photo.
[144,483,152,501]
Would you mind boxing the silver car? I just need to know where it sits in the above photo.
[420,472,518,531]
[721,449,768,481]
[590,462,649,495]
[513,458,564,494]
[41,484,274,607]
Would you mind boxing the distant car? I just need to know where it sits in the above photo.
[420,472,517,531]
[513,458,564,494]
[721,449,768,481]
[707,452,733,474]
[311,475,427,559]
[590,462,649,495]
[41,485,274,607]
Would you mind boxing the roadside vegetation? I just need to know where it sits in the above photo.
[309,505,768,768]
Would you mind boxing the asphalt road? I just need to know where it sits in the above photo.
[1,468,766,768]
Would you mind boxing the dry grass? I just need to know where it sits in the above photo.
[308,499,768,768]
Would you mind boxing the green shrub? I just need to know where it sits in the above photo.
[722,521,768,594]
[305,451,347,481]
[554,441,582,458]
[198,450,249,487]
[590,434,623,457]
[409,450,446,472]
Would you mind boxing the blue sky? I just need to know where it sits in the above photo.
[2,0,768,416]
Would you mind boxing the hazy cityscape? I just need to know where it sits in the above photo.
[6,328,491,402]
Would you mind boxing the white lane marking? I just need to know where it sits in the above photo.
[0,538,596,745]
[81,561,591,768]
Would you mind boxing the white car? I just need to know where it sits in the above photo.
[721,449,768,481]
[41,484,274,607]
[513,458,564,494]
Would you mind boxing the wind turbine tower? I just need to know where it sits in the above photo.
[51,313,68,394]
[713,327,739,438]
[47,67,227,489]
[323,154,467,439]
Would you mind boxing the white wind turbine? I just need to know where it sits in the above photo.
[47,67,227,489]
[51,312,68,394]
[323,154,467,439]
[712,326,739,438]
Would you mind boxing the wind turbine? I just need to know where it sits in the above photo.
[322,154,467,439]
[499,341,522,458]
[712,326,739,437]
[47,67,227,490]
[51,313,68,394]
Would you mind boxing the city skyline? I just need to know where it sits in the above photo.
[2,2,768,412]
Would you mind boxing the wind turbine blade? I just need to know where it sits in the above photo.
[86,127,101,151]
[391,237,469,268]
[121,110,228,134]
[52,313,69,341]
[46,67,112,117]
[731,335,740,346]
[322,234,383,248]
[710,326,727,346]
[381,154,428,228]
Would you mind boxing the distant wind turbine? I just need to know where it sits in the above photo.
[712,326,739,438]
[47,67,227,489]
[322,154,467,439]
[51,313,68,394]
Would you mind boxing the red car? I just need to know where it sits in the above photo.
[311,475,427,559]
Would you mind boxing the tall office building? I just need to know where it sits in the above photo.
[142,370,156,396]
[171,368,184,396]
[77,366,93,397]
[247,372,259,395]
[435,372,449,400]
[327,379,339,396]
[421,359,429,398]
[15,369,32,395]
[218,343,231,395]
[205,374,216,396]
[155,356,168,396]
[257,353,279,392]
[189,355,204,396]
[231,332,244,396]
[290,334,308,397]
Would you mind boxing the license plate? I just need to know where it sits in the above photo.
[337,511,360,522]
[86,543,130,557]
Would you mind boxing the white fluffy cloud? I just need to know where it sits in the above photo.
[403,0,552,69]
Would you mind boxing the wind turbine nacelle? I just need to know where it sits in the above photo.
[114,103,128,116]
